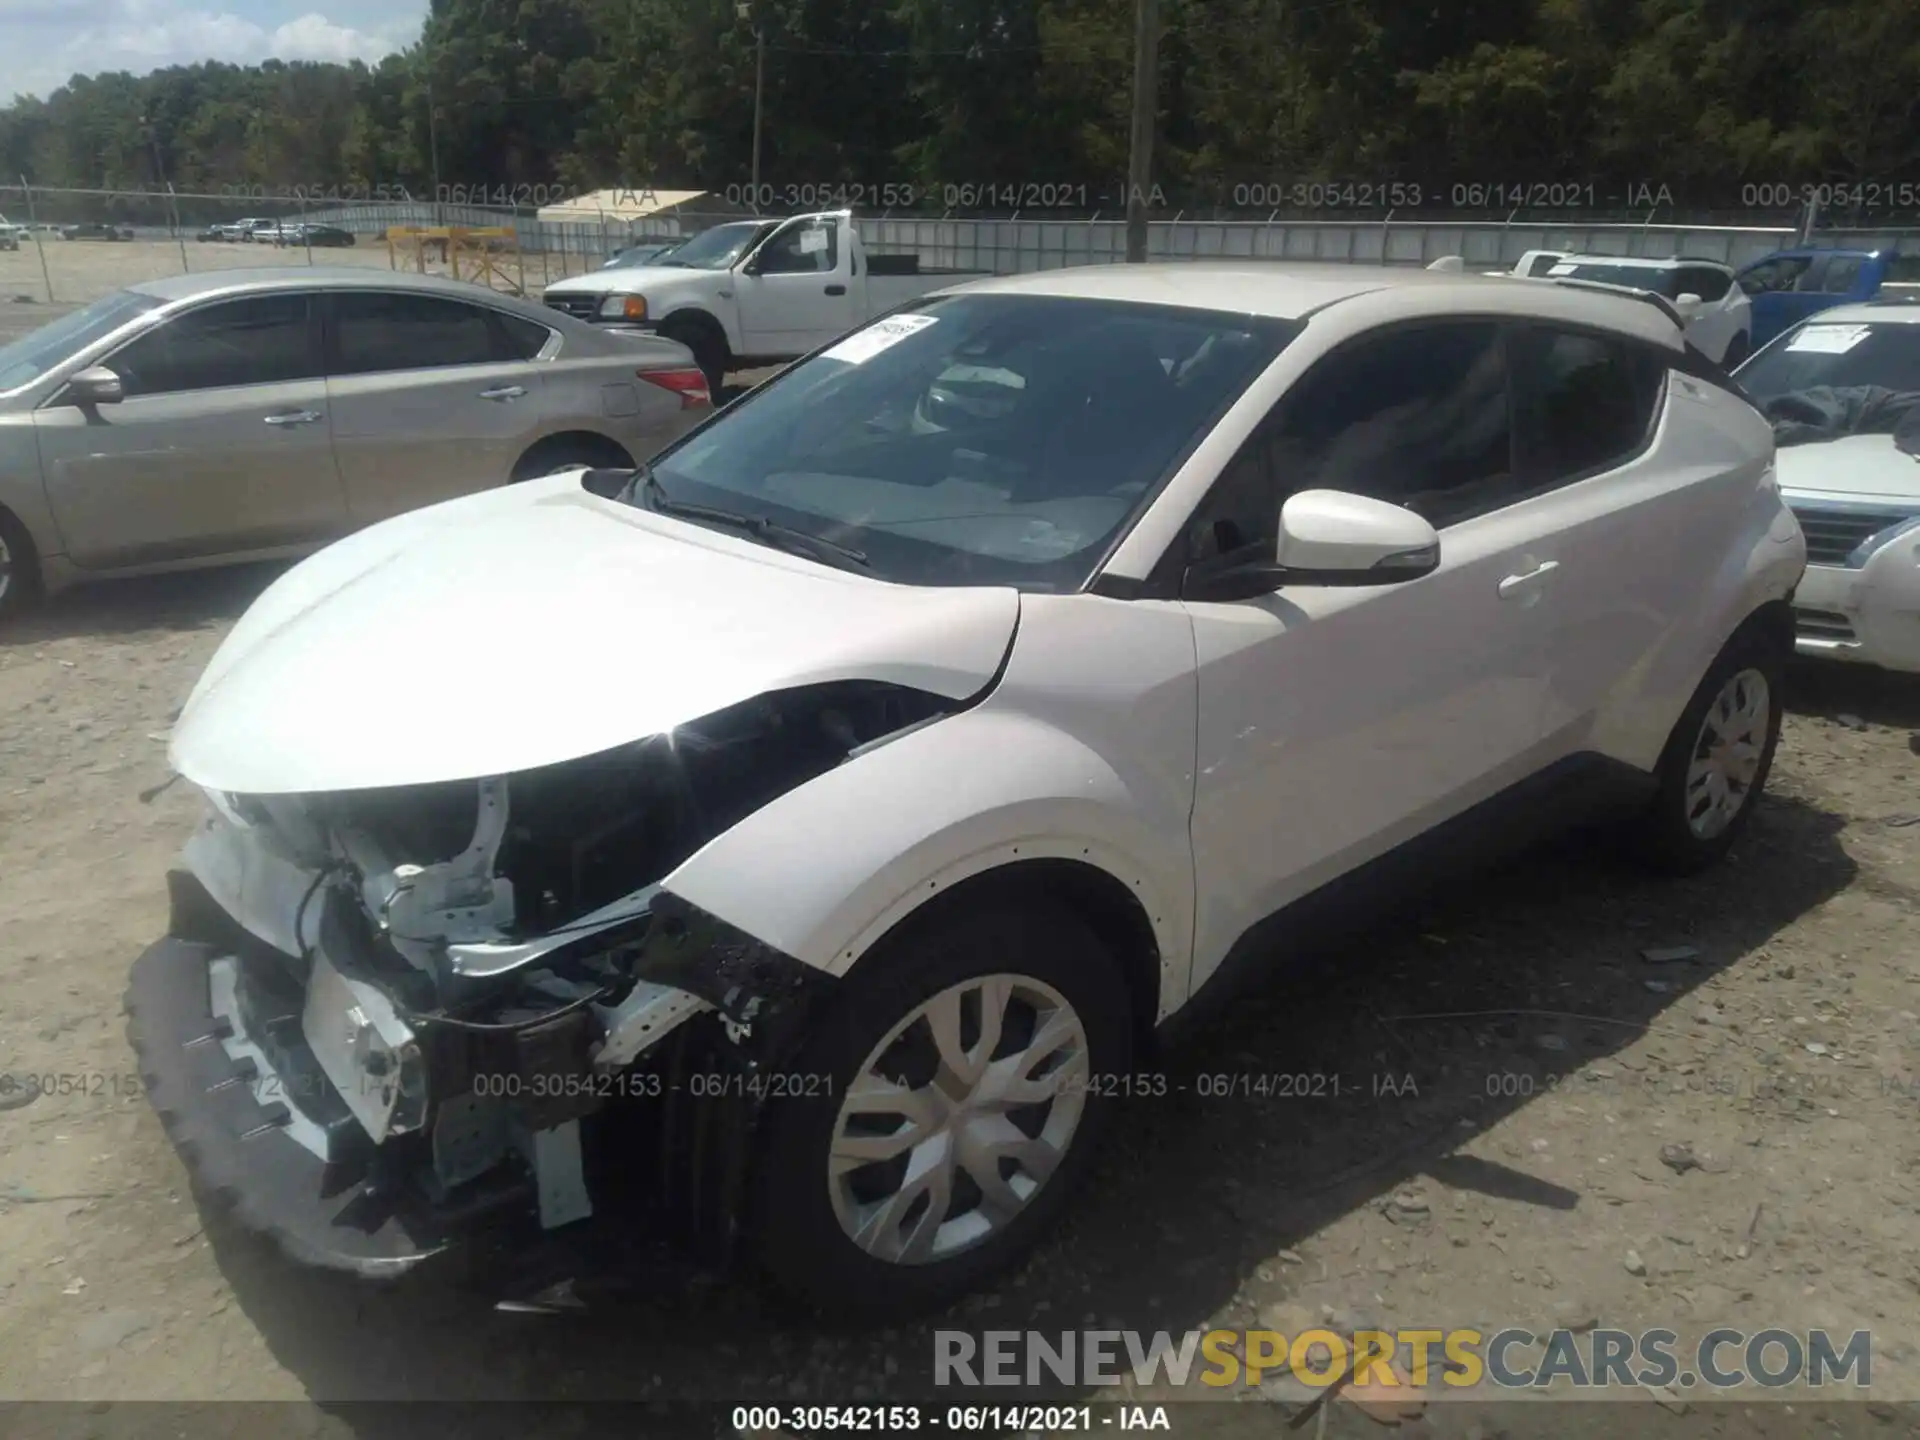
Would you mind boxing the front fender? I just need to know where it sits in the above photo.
[655,300,741,354]
[658,706,1195,1016]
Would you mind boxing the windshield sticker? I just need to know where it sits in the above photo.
[822,312,939,364]
[1787,324,1871,354]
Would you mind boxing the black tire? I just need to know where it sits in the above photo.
[656,317,728,399]
[1626,619,1786,875]
[0,506,43,623]
[747,899,1133,1323]
[509,433,633,483]
[1722,332,1751,369]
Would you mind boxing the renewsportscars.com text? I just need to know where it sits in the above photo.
[934,1327,1872,1392]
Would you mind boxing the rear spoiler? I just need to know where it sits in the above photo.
[1426,255,1749,397]
[1426,255,1688,330]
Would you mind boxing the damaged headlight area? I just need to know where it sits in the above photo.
[130,680,948,1275]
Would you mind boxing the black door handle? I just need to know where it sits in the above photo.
[825,284,846,295]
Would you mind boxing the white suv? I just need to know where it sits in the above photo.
[1514,253,1754,367]
[126,263,1805,1320]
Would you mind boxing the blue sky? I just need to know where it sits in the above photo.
[1,0,428,104]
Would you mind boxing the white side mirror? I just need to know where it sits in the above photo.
[1675,292,1703,318]
[1277,489,1440,581]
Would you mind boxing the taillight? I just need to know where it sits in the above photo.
[640,367,711,409]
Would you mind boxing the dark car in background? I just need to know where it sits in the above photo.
[274,223,357,248]
[60,222,134,241]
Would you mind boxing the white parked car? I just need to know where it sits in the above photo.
[1734,299,1920,671]
[540,209,992,394]
[1513,254,1754,367]
[126,263,1804,1319]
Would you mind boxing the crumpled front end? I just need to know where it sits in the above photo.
[124,680,949,1277]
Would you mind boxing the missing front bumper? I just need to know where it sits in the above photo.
[126,863,846,1283]
[124,935,468,1277]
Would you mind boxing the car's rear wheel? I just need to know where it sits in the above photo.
[0,507,43,622]
[748,899,1132,1321]
[509,433,634,482]
[1627,621,1785,873]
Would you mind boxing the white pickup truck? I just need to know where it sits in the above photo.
[541,209,992,391]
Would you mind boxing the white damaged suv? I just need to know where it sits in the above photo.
[126,263,1805,1319]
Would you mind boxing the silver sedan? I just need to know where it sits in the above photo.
[0,267,713,618]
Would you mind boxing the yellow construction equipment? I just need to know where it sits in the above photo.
[384,225,526,295]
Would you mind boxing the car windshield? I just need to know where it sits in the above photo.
[1736,320,1920,402]
[651,222,776,270]
[605,241,680,268]
[1548,262,1683,297]
[0,288,160,391]
[643,293,1295,590]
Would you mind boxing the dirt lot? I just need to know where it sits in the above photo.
[0,233,599,309]
[1,284,1918,1438]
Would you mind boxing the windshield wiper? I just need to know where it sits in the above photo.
[638,470,869,570]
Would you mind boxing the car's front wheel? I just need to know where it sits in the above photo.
[0,506,42,623]
[748,899,1132,1321]
[1627,619,1786,873]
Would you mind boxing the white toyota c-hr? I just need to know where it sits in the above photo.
[126,262,1805,1320]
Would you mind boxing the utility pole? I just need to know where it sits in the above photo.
[427,73,443,224]
[1124,0,1159,262]
[753,21,766,195]
[737,3,766,200]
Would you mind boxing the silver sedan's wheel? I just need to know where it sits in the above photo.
[1685,666,1770,839]
[0,529,13,608]
[827,973,1091,1265]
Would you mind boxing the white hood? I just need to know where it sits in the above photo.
[1775,433,1920,505]
[543,264,700,296]
[169,475,1020,795]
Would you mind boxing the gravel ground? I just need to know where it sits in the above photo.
[1,278,1917,1437]
[0,234,601,308]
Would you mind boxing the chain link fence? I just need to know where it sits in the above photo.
[0,186,624,309]
[7,182,1920,312]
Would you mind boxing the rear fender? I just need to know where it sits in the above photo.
[1590,438,1803,769]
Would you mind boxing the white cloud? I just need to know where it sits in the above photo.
[1,0,424,102]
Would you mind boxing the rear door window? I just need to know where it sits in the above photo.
[1512,327,1666,483]
[1819,256,1865,294]
[330,292,518,374]
[495,311,555,360]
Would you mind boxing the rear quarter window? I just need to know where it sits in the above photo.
[1512,326,1667,482]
